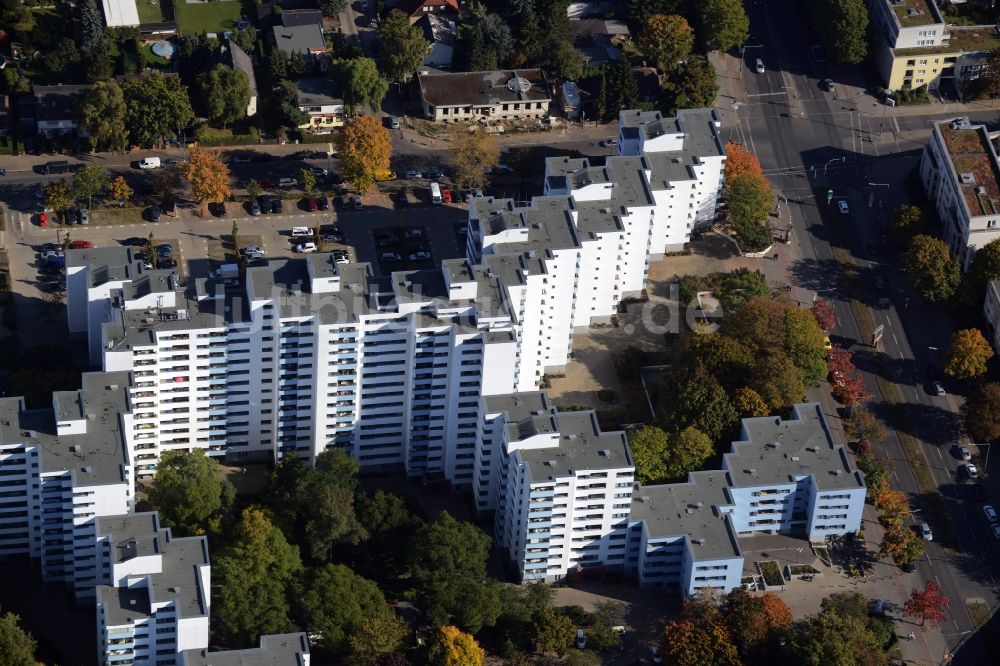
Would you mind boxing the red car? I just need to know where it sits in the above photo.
[307,197,318,212]
[441,189,453,204]
[38,212,47,227]
[69,240,94,249]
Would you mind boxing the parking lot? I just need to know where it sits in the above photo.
[8,191,472,341]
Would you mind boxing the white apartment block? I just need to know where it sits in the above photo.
[65,108,723,490]
[868,0,945,52]
[720,403,866,542]
[481,392,635,582]
[921,117,1000,270]
[95,512,210,666]
[478,398,864,594]
[0,371,134,599]
[626,471,743,596]
[180,634,311,666]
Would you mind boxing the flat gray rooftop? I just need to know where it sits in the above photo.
[181,633,309,666]
[630,470,742,560]
[97,513,161,563]
[724,403,865,491]
[483,392,551,421]
[0,371,132,487]
[518,410,631,481]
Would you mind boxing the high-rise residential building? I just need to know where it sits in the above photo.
[921,117,1000,269]
[478,397,864,593]
[95,512,210,666]
[479,392,634,582]
[179,634,311,666]
[63,108,726,484]
[0,371,134,599]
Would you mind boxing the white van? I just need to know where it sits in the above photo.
[430,181,442,205]
[138,157,161,169]
[291,227,312,238]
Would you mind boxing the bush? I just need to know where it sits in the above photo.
[758,560,783,586]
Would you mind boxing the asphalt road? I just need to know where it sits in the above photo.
[738,0,999,661]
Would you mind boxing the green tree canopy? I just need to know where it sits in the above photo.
[72,165,109,208]
[81,80,128,152]
[717,268,771,315]
[377,9,431,82]
[146,449,235,535]
[347,613,409,666]
[198,64,251,126]
[532,607,576,653]
[0,606,36,666]
[700,0,750,52]
[750,350,806,412]
[787,603,888,666]
[962,382,1000,442]
[121,71,195,147]
[962,237,1000,305]
[628,425,669,484]
[808,0,869,65]
[43,179,73,215]
[889,204,923,244]
[664,427,714,481]
[727,173,772,232]
[215,507,304,645]
[659,362,739,442]
[903,234,961,302]
[782,306,828,386]
[330,57,388,117]
[300,564,390,653]
[661,57,718,115]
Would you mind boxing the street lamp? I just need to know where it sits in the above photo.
[824,157,846,175]
[941,630,972,663]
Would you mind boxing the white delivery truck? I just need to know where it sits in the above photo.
[430,181,442,205]
[138,157,161,169]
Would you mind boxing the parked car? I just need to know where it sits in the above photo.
[992,524,1000,539]
[307,197,318,212]
[352,195,362,210]
[441,189,453,204]
[249,199,261,216]
[755,58,765,73]
[575,629,586,650]
[600,138,620,147]
[408,250,431,261]
[838,200,849,215]
[965,463,980,480]
[271,198,284,214]
[37,212,47,227]
[406,170,422,180]
[984,504,998,522]
[138,156,161,169]
[310,167,328,177]
[649,646,662,664]
[291,227,312,238]
[146,206,161,222]
[69,240,94,249]
[820,78,834,92]
[380,251,401,261]
[931,380,946,396]
[952,444,972,461]
[78,208,89,225]
[242,245,264,256]
[426,167,443,179]
[278,177,298,188]
[258,194,272,212]
[919,522,933,541]
[404,228,424,239]
[388,116,400,129]
[156,244,173,257]
[317,196,329,211]
[294,242,317,253]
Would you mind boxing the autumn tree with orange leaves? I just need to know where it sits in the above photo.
[182,147,231,217]
[724,142,764,181]
[904,582,949,627]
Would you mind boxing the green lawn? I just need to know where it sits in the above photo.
[135,0,170,23]
[91,207,147,226]
[175,0,243,34]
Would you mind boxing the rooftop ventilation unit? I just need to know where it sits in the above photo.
[545,460,557,467]
[977,187,988,195]
[599,449,611,456]
[506,76,531,93]
[82,466,92,474]
[638,495,650,502]
[961,173,976,185]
